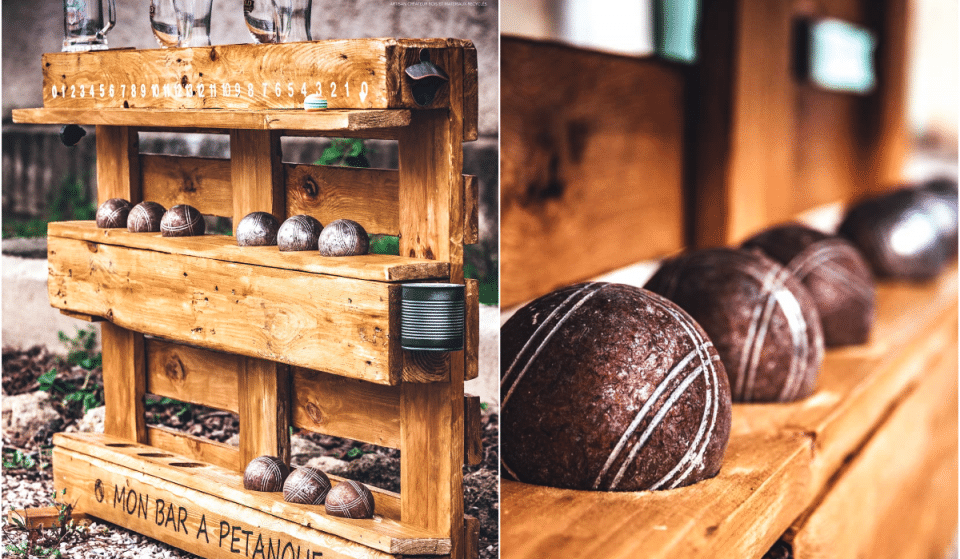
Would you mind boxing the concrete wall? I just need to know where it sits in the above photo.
[2,0,498,137]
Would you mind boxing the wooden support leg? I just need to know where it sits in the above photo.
[238,358,291,466]
[230,129,284,227]
[101,322,146,443]
[95,125,140,204]
[398,46,468,558]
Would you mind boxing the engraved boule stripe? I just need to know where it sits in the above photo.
[734,265,780,399]
[501,284,605,408]
[500,284,594,390]
[773,279,812,401]
[791,242,873,300]
[814,260,874,301]
[591,346,701,489]
[609,360,710,489]
[639,291,720,490]
[743,267,796,401]
[500,458,522,483]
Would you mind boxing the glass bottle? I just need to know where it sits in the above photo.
[244,0,277,43]
[273,0,311,43]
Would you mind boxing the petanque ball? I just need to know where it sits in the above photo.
[325,480,375,518]
[317,219,370,257]
[237,211,281,247]
[278,215,324,252]
[243,456,290,492]
[160,204,206,237]
[126,201,167,233]
[96,198,132,229]
[283,467,331,505]
[501,282,732,491]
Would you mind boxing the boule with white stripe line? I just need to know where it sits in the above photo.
[742,223,875,347]
[325,480,375,519]
[96,198,132,229]
[500,282,732,491]
[160,204,206,237]
[243,455,290,492]
[645,248,824,403]
[317,219,370,257]
[282,466,331,505]
[126,201,166,233]
[237,211,281,247]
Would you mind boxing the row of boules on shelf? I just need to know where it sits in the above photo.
[244,455,375,519]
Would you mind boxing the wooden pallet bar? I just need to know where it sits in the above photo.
[501,268,958,559]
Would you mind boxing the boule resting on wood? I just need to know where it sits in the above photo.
[317,219,370,257]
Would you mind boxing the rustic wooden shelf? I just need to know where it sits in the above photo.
[501,267,958,559]
[12,107,411,132]
[49,221,448,282]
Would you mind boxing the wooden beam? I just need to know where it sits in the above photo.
[145,339,241,413]
[95,125,140,204]
[146,425,241,472]
[101,322,146,443]
[238,358,291,467]
[463,395,482,466]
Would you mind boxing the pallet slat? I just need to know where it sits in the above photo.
[53,433,449,555]
[47,234,401,385]
[141,155,232,218]
[146,426,241,472]
[145,339,241,413]
[48,221,448,282]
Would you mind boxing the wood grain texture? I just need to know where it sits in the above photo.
[48,221,448,282]
[145,339,240,413]
[53,432,451,554]
[6,507,91,529]
[96,125,141,204]
[47,235,400,384]
[40,39,471,111]
[238,358,291,467]
[463,516,479,559]
[693,0,911,247]
[141,154,232,217]
[60,309,103,322]
[101,322,146,443]
[462,43,479,142]
[286,164,400,236]
[146,425,241,472]
[230,129,284,229]
[463,395,481,467]
[463,175,478,245]
[292,367,401,449]
[790,320,958,559]
[464,278,479,382]
[500,37,685,306]
[500,268,958,559]
[13,108,411,132]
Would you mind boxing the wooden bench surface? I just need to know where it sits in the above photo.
[501,266,958,559]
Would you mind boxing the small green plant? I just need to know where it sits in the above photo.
[316,138,369,167]
[4,488,83,558]
[38,368,103,414]
[480,402,489,411]
[3,174,96,239]
[57,327,101,370]
[144,396,193,422]
[2,449,36,470]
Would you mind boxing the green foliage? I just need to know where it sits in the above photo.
[58,327,101,370]
[2,449,36,470]
[480,402,489,411]
[464,244,498,306]
[37,328,104,413]
[144,396,193,421]
[369,235,400,256]
[3,174,95,239]
[316,138,369,167]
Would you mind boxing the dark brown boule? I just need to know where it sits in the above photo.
[920,178,958,260]
[243,456,290,492]
[96,198,132,229]
[282,467,331,505]
[742,223,875,347]
[317,219,369,257]
[236,211,281,247]
[277,215,324,252]
[325,480,375,518]
[126,201,167,233]
[645,248,824,403]
[838,188,948,280]
[160,204,206,237]
[501,282,732,491]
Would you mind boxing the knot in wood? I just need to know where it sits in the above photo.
[305,402,324,425]
[302,176,319,198]
[164,355,186,382]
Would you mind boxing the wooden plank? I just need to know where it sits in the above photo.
[47,236,401,385]
[146,425,241,472]
[39,39,468,111]
[286,164,400,236]
[291,367,401,449]
[145,339,240,413]
[462,42,479,142]
[464,278,479,382]
[463,175,479,245]
[398,51,466,559]
[6,507,91,529]
[60,309,103,322]
[141,154,232,218]
[402,352,450,383]
[463,516,480,559]
[96,125,141,204]
[500,37,685,306]
[230,129,284,228]
[13,108,411,132]
[48,221,449,282]
[101,322,146,443]
[463,395,482,467]
[238,358,291,467]
[54,432,451,554]
[500,268,958,559]
[790,327,958,559]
